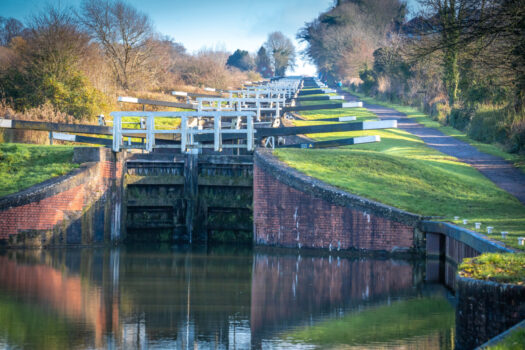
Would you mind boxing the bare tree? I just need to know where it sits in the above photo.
[0,17,25,46]
[79,0,154,90]
[26,7,90,81]
[411,0,525,109]
[298,0,406,83]
[264,31,296,77]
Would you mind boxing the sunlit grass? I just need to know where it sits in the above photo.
[276,102,525,250]
[348,90,525,172]
[296,99,343,106]
[487,327,525,349]
[459,253,525,284]
[0,143,77,197]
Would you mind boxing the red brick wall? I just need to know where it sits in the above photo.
[253,164,415,252]
[0,155,123,245]
[0,184,85,237]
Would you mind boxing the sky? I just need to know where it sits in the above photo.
[0,0,419,76]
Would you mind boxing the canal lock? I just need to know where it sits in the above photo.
[123,154,253,244]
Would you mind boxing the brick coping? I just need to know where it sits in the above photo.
[457,275,525,289]
[0,147,123,211]
[255,149,423,226]
[0,162,99,211]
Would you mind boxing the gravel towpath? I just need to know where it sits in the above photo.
[343,93,525,205]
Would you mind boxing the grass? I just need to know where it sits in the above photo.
[283,297,454,347]
[296,93,338,100]
[0,143,77,197]
[458,253,525,284]
[347,89,525,172]
[488,327,525,350]
[296,99,344,106]
[276,96,525,250]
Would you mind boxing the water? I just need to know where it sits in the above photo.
[0,246,455,349]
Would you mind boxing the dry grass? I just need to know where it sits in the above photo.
[0,100,84,144]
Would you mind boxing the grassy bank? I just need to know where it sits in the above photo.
[459,253,525,284]
[347,89,525,172]
[276,97,525,250]
[488,326,525,350]
[0,143,77,197]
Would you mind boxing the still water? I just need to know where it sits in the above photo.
[0,245,455,349]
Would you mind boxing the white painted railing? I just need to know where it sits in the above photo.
[228,89,286,100]
[110,111,256,153]
[196,97,285,121]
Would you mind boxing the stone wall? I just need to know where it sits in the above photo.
[455,277,525,349]
[253,150,423,253]
[0,148,125,246]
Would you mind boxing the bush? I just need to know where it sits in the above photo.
[433,102,450,124]
[449,108,472,131]
[359,67,377,95]
[40,72,110,121]
[467,107,507,144]
[508,117,525,153]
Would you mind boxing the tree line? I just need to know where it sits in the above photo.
[299,0,525,152]
[0,0,296,123]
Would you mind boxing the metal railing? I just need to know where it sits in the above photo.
[111,111,256,153]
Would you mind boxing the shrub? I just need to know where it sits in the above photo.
[508,117,525,153]
[467,107,507,144]
[359,67,377,95]
[433,102,450,124]
[449,108,472,131]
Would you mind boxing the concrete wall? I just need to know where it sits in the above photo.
[0,148,125,247]
[253,150,423,253]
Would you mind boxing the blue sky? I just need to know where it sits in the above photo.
[1,0,419,75]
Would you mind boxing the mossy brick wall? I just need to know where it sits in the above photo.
[0,148,125,247]
[455,277,525,350]
[253,150,423,253]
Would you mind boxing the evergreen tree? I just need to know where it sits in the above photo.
[226,49,254,71]
[255,46,273,78]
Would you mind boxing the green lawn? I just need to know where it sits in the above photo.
[276,97,525,250]
[296,99,344,106]
[347,89,525,172]
[488,327,525,350]
[459,253,525,284]
[0,143,77,197]
[296,93,338,100]
[284,297,454,347]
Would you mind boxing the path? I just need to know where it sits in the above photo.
[343,92,525,205]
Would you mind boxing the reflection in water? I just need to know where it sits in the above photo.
[0,246,455,349]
